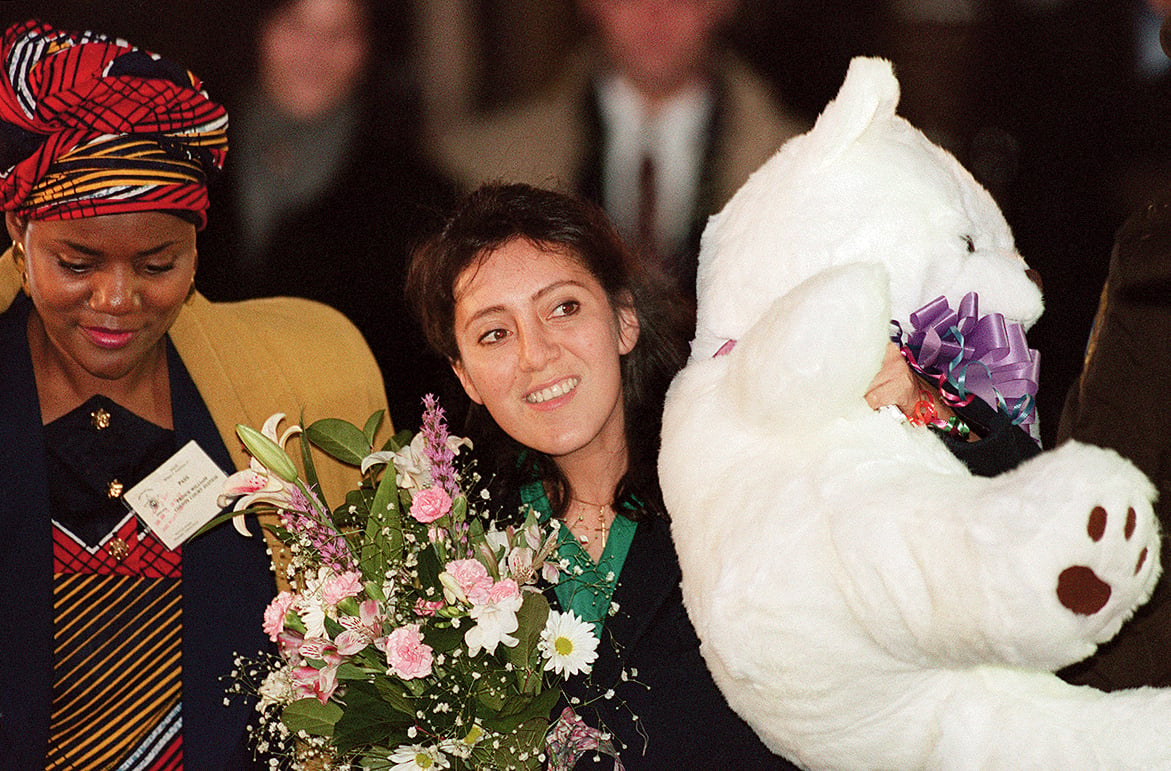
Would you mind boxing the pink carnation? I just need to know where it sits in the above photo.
[322,570,364,606]
[410,486,452,523]
[446,558,493,605]
[488,578,520,605]
[263,591,297,642]
[380,624,434,680]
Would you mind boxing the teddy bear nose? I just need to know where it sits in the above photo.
[1025,269,1043,292]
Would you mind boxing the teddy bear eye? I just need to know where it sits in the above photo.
[962,235,975,253]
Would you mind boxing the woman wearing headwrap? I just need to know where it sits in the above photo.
[0,20,388,768]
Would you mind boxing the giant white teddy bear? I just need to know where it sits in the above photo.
[659,57,1171,770]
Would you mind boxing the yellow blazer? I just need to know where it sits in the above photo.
[0,248,390,583]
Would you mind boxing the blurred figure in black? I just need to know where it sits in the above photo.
[1056,7,1171,691]
[196,0,458,430]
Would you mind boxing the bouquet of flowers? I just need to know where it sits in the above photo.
[215,396,618,770]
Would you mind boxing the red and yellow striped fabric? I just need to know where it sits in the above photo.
[0,19,227,228]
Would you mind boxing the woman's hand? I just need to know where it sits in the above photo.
[864,342,975,439]
[864,342,927,413]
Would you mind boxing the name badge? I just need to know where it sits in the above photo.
[124,440,228,550]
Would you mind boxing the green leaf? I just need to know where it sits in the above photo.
[323,615,345,638]
[381,428,415,453]
[421,622,465,653]
[370,676,419,718]
[479,687,560,735]
[282,697,343,737]
[470,717,548,771]
[305,418,370,466]
[358,462,402,583]
[415,545,442,597]
[466,516,485,543]
[236,423,298,482]
[369,457,402,539]
[451,495,468,520]
[332,680,414,753]
[261,521,294,543]
[508,594,550,690]
[335,662,372,681]
[362,410,386,447]
[338,487,374,524]
[298,410,322,508]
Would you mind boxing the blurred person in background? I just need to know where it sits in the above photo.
[1055,6,1171,693]
[196,0,458,431]
[428,0,808,330]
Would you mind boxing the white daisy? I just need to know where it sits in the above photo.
[539,610,599,676]
[389,743,450,771]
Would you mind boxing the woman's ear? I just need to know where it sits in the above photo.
[617,304,640,355]
[6,212,26,256]
[450,358,484,405]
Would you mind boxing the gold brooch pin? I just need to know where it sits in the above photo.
[106,537,130,562]
[91,407,111,430]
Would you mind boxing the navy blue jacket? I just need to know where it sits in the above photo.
[0,297,273,768]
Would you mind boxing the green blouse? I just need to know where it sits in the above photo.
[520,481,636,635]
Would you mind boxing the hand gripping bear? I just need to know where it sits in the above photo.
[659,57,1171,770]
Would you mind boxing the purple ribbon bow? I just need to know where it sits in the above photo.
[902,292,1040,429]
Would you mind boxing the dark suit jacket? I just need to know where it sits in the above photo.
[557,515,797,770]
[0,297,273,768]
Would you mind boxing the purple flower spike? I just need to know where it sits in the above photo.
[421,394,460,498]
[280,486,357,573]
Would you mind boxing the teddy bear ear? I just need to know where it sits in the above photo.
[805,56,901,164]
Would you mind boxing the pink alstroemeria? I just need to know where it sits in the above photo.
[218,413,304,536]
[464,579,523,656]
[335,599,384,655]
[277,629,305,659]
[294,638,346,704]
[291,663,340,705]
[414,598,445,617]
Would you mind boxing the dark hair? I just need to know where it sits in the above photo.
[406,182,690,520]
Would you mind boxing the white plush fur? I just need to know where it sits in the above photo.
[660,57,1171,770]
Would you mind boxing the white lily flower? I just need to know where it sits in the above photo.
[218,414,304,536]
[361,449,398,475]
[392,433,432,493]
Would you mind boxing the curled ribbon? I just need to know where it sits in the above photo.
[897,292,1040,432]
[545,706,625,771]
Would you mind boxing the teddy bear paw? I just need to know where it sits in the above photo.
[1056,505,1151,617]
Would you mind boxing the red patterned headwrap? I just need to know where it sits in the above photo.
[0,19,228,229]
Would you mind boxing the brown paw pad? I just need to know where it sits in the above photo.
[1087,506,1138,542]
[1057,566,1111,615]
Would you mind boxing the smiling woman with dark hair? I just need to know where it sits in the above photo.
[0,19,388,768]
[407,182,799,768]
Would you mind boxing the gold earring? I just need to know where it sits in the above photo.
[12,242,29,296]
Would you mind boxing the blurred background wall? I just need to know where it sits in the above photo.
[7,0,1169,447]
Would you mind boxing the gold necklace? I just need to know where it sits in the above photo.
[567,496,613,547]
